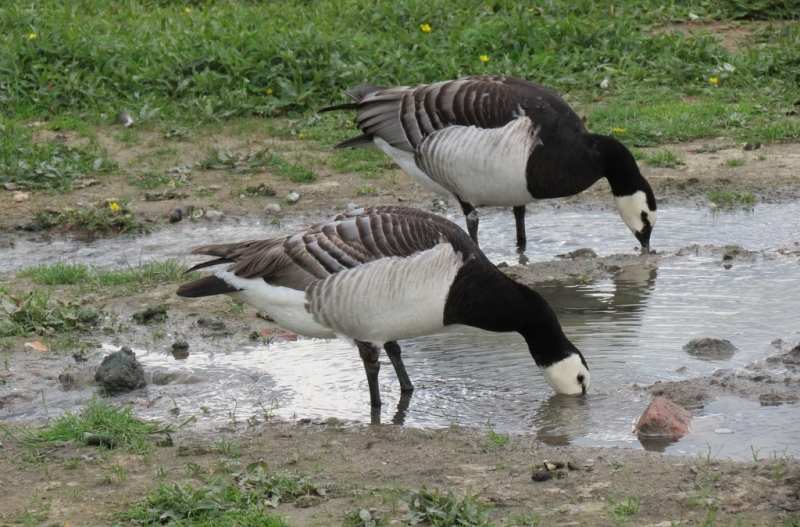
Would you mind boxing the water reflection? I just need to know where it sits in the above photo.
[531,394,592,446]
[539,264,658,318]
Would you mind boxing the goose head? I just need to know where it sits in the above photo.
[615,190,658,253]
[540,353,590,395]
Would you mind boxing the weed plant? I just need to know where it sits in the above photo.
[123,461,320,525]
[0,290,101,336]
[402,486,492,526]
[33,202,150,238]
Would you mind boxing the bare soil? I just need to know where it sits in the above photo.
[1,125,799,526]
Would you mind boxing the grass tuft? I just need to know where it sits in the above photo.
[18,261,89,285]
[641,148,685,168]
[708,188,756,206]
[1,396,170,455]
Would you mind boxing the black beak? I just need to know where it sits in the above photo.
[635,225,652,254]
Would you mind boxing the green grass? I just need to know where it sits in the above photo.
[18,261,89,285]
[725,156,747,166]
[356,184,378,196]
[483,419,514,451]
[19,258,192,288]
[0,396,170,455]
[331,148,393,176]
[122,461,320,525]
[129,170,171,190]
[197,148,317,182]
[708,188,756,206]
[114,129,140,146]
[2,1,798,127]
[607,496,642,522]
[0,122,117,191]
[641,148,685,168]
[0,0,798,193]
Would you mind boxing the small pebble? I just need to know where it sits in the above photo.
[532,471,553,482]
[544,460,565,470]
[264,203,281,214]
[168,208,182,223]
[205,210,224,220]
[359,509,372,522]
[286,191,301,204]
[116,111,134,127]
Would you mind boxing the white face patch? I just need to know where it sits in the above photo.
[615,191,657,235]
[540,354,590,395]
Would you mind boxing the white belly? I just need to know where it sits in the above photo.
[307,243,464,344]
[415,117,539,206]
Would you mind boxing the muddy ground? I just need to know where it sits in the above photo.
[0,125,799,526]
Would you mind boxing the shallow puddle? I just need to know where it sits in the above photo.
[2,204,799,460]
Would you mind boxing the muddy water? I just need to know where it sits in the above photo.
[2,204,800,460]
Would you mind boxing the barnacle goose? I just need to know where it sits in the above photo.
[176,206,589,407]
[321,75,657,252]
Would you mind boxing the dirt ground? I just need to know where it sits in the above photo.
[1,124,799,526]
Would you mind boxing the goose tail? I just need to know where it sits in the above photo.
[176,275,240,298]
[319,83,386,113]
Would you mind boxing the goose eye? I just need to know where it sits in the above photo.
[577,374,585,384]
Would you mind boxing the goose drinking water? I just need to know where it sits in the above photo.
[321,75,657,252]
[177,206,589,407]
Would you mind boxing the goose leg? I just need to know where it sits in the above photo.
[356,340,382,407]
[458,199,479,245]
[513,205,527,251]
[384,341,414,393]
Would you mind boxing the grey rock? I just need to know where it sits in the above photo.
[264,203,282,214]
[95,346,146,393]
[683,338,737,360]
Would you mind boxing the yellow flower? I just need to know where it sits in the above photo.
[28,33,37,40]
[184,7,191,14]
[266,88,273,95]
[109,202,121,213]
[420,23,432,33]
[298,132,305,138]
[709,77,719,86]
[479,55,490,64]
[612,127,627,134]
